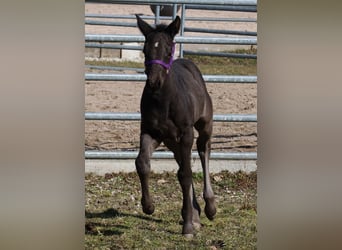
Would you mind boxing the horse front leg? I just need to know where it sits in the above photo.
[135,133,160,215]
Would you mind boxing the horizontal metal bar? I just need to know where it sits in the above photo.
[86,14,256,23]
[214,114,257,122]
[85,43,143,50]
[184,27,257,36]
[86,34,143,43]
[85,73,257,83]
[85,0,257,6]
[86,112,141,120]
[85,112,257,122]
[184,17,257,22]
[85,20,137,27]
[85,14,172,20]
[186,4,257,12]
[85,22,257,37]
[183,50,257,59]
[85,34,257,45]
[85,150,257,160]
[85,65,145,73]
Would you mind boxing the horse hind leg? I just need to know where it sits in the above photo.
[190,183,201,230]
[135,134,160,215]
[195,121,216,220]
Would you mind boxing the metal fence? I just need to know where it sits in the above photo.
[85,0,257,59]
[85,0,257,161]
[85,0,257,5]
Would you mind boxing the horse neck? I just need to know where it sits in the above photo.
[161,71,176,93]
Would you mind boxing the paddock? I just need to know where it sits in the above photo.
[85,0,257,174]
[85,0,257,247]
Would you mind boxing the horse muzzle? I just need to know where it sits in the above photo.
[146,67,165,89]
[147,78,162,89]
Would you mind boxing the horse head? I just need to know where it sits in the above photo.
[136,15,180,89]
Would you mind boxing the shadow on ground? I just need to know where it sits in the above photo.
[85,208,163,236]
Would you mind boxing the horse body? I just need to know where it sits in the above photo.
[141,59,210,141]
[135,15,216,237]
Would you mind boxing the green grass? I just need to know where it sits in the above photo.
[85,171,257,249]
[85,48,257,76]
[185,48,257,75]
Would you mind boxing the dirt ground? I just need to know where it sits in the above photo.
[85,3,257,153]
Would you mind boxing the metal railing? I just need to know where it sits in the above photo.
[85,0,257,59]
[85,151,257,160]
[85,112,257,122]
[85,0,257,5]
[85,73,257,83]
[85,34,257,45]
[85,0,257,161]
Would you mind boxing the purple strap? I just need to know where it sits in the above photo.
[144,42,176,72]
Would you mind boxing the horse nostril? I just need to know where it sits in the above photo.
[147,78,154,86]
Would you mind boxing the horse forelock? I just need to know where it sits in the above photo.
[155,23,168,31]
[144,24,173,43]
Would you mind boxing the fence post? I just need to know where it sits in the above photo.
[179,4,186,58]
[172,4,178,19]
[155,5,160,24]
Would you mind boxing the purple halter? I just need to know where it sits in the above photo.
[144,42,176,73]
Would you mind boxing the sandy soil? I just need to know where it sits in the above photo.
[85,3,257,153]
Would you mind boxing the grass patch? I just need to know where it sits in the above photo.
[85,171,257,249]
[185,48,257,75]
[85,48,256,76]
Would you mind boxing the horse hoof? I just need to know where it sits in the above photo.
[193,222,202,230]
[142,203,155,215]
[205,204,216,220]
[182,223,194,236]
[183,233,194,239]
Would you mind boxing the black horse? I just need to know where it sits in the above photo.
[135,15,216,237]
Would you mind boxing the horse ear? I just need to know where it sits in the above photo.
[165,16,181,38]
[136,14,154,37]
